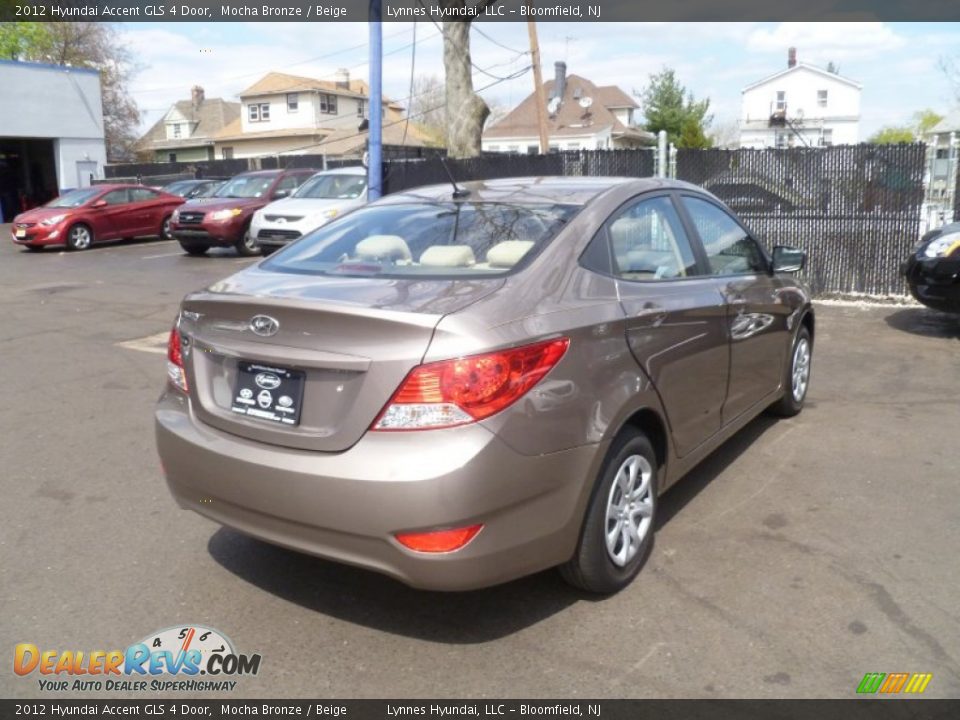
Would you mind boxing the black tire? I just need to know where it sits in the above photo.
[160,215,173,240]
[560,429,659,594]
[179,240,208,256]
[65,223,94,251]
[768,325,812,418]
[235,228,260,257]
[259,244,279,257]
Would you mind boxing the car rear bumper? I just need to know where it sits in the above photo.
[155,390,601,590]
[902,255,960,313]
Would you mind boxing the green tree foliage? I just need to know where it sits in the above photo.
[913,109,944,136]
[0,21,140,161]
[639,68,713,148]
[868,109,944,144]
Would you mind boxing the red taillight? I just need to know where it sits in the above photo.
[395,524,483,553]
[373,337,569,431]
[166,326,188,393]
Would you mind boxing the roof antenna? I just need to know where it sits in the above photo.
[438,156,470,199]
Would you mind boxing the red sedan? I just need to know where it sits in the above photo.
[10,184,185,251]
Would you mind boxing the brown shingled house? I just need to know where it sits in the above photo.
[483,62,655,154]
[210,70,431,160]
[136,87,240,163]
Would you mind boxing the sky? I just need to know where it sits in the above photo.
[120,21,960,139]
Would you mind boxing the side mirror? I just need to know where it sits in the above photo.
[92,199,108,209]
[272,189,290,200]
[772,245,806,273]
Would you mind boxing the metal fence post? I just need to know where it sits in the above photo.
[657,130,668,178]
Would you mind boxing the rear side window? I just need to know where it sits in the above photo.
[681,196,767,276]
[582,195,698,281]
[130,188,160,202]
[261,202,578,278]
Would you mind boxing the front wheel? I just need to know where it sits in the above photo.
[235,229,260,257]
[65,224,93,251]
[560,430,658,594]
[160,215,173,240]
[768,325,812,417]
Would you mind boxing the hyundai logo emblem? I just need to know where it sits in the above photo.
[249,315,279,337]
[255,372,282,390]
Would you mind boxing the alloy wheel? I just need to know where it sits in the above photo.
[791,337,811,402]
[70,226,92,250]
[604,455,654,567]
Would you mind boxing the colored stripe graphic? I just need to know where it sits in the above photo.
[857,672,932,694]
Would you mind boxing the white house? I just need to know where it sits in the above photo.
[211,70,428,160]
[482,62,654,153]
[739,48,862,149]
[0,59,107,221]
[136,87,240,162]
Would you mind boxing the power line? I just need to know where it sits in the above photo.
[472,24,527,56]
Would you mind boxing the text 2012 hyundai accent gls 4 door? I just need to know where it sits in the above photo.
[156,177,814,593]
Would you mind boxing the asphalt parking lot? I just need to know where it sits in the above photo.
[1,227,958,699]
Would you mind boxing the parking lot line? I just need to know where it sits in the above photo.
[142,251,185,259]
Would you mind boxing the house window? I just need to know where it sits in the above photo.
[248,103,270,122]
[567,142,581,150]
[775,91,786,112]
[168,152,177,163]
[506,145,520,153]
[357,100,365,118]
[319,93,337,115]
[820,129,834,147]
[172,124,182,139]
[287,93,299,113]
[817,90,828,108]
[774,132,788,149]
[487,145,500,151]
[221,147,234,160]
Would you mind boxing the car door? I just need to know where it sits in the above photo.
[129,187,165,235]
[678,194,791,424]
[584,193,729,458]
[93,189,132,240]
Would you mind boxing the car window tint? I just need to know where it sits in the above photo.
[102,189,129,205]
[262,202,578,278]
[275,175,302,193]
[130,188,160,202]
[606,196,698,281]
[682,196,767,275]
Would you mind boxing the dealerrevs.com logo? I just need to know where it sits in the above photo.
[14,625,261,692]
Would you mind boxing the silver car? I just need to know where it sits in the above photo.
[156,177,813,593]
[251,167,367,255]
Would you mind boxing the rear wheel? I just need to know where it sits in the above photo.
[560,429,658,594]
[65,224,93,251]
[179,240,208,256]
[235,229,260,257]
[768,325,812,417]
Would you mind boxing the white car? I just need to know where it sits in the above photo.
[251,167,368,255]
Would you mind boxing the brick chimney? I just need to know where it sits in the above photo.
[191,85,205,109]
[554,61,567,101]
[335,68,350,90]
[788,47,797,68]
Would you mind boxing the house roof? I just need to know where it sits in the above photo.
[212,115,431,156]
[136,97,240,151]
[483,73,653,143]
[742,63,862,93]
[238,71,404,110]
[929,108,960,134]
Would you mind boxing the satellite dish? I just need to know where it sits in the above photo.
[579,96,593,109]
[547,97,560,115]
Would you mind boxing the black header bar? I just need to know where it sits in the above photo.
[1,0,959,22]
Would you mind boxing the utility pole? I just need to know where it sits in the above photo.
[368,0,383,200]
[526,13,549,155]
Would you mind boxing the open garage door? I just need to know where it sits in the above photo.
[0,138,58,223]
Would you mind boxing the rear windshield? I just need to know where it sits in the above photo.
[46,188,101,208]
[261,202,579,278]
[215,174,276,199]
[295,173,366,200]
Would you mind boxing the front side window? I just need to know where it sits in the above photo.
[262,202,579,278]
[681,196,767,276]
[585,195,698,281]
[101,189,130,206]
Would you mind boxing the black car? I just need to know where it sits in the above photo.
[902,222,960,313]
[160,179,225,200]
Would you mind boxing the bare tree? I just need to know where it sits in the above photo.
[709,119,740,149]
[440,3,498,158]
[408,74,446,145]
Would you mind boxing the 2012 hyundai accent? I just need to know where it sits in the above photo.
[155,177,814,593]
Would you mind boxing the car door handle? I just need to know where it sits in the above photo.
[728,295,749,306]
[636,304,668,326]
